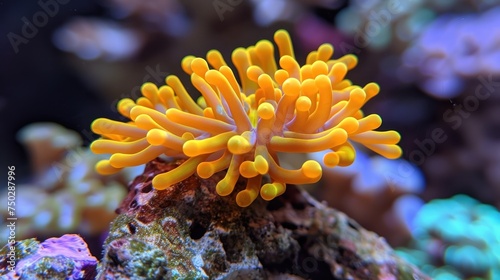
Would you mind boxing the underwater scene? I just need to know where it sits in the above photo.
[1,0,500,279]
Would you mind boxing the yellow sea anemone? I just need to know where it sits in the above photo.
[90,30,402,207]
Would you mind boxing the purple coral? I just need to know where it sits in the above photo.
[1,234,97,280]
[403,7,500,98]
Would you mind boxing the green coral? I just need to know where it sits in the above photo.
[0,238,38,275]
[397,195,500,280]
[100,214,209,279]
[19,255,75,280]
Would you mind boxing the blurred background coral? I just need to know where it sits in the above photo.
[2,0,500,278]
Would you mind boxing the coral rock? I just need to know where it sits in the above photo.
[0,234,98,279]
[98,158,428,279]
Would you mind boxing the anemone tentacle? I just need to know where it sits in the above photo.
[90,29,402,207]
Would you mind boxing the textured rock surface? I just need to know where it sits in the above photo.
[0,234,97,279]
[98,158,429,279]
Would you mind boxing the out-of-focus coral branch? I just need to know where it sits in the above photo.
[0,123,143,244]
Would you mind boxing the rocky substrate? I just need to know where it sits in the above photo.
[98,158,429,280]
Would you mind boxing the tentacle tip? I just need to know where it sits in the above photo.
[90,118,105,132]
[183,141,201,157]
[227,136,251,155]
[260,184,277,201]
[257,102,275,119]
[197,163,215,179]
[146,129,166,146]
[302,160,322,179]
[236,190,255,207]
[254,156,269,175]
[95,159,122,175]
[152,175,170,191]
[323,153,340,168]
[89,141,100,153]
[216,179,235,197]
[386,145,403,159]
[141,82,157,92]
